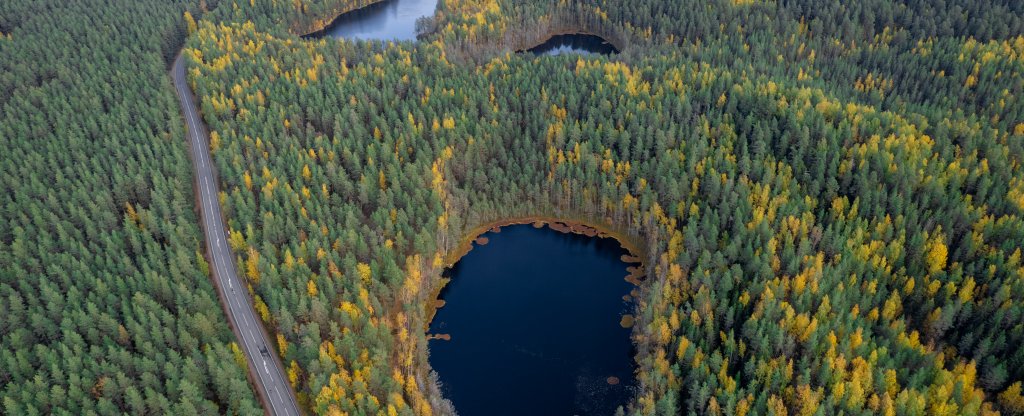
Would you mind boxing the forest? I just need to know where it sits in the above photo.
[2,0,1023,415]
[180,0,1024,414]
[0,0,261,414]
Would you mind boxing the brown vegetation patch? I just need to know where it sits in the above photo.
[622,295,632,302]
[548,221,571,233]
[427,333,451,341]
[625,266,645,285]
[434,299,446,308]
[607,376,620,385]
[621,254,642,264]
[475,236,489,245]
[620,314,635,328]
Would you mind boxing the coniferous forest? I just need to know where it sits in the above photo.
[4,0,1024,415]
[0,0,261,414]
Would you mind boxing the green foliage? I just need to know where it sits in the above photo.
[186,0,1024,411]
[7,0,1019,414]
[0,0,260,414]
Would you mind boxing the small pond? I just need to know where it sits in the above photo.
[526,33,620,56]
[428,224,638,415]
[309,0,438,41]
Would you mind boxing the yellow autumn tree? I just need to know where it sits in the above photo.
[999,382,1024,415]
[183,11,197,35]
[926,232,948,274]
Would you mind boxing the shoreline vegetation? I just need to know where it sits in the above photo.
[291,0,384,36]
[181,0,1024,413]
[445,217,648,268]
[425,216,648,337]
[514,31,624,55]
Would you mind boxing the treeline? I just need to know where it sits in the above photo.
[202,0,381,36]
[0,0,261,414]
[189,0,1024,415]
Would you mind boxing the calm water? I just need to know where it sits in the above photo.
[428,225,637,415]
[312,0,438,41]
[527,34,620,56]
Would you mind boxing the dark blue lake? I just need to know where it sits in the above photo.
[428,224,637,415]
[310,0,438,41]
[527,34,620,56]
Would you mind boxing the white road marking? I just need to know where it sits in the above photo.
[174,57,296,416]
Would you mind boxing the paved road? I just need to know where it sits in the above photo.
[172,54,301,416]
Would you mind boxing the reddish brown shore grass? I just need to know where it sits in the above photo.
[606,376,620,385]
[625,265,645,286]
[428,216,648,334]
[620,314,635,328]
[426,334,451,341]
[444,216,646,268]
[621,254,642,263]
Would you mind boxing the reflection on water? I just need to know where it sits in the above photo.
[311,0,438,41]
[527,33,619,56]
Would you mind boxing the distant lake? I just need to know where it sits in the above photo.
[309,0,438,41]
[527,34,620,56]
[428,224,637,415]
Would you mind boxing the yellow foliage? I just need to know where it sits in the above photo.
[307,279,318,297]
[254,295,270,322]
[926,233,948,274]
[277,333,289,356]
[999,382,1024,415]
[230,342,247,369]
[357,262,372,284]
[340,301,360,320]
[245,248,260,284]
[288,360,301,387]
[184,11,197,35]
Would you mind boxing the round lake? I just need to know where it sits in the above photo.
[428,224,637,415]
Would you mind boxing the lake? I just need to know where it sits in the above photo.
[526,34,620,56]
[428,224,637,415]
[310,0,438,41]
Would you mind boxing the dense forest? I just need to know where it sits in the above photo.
[0,0,262,414]
[180,0,1024,414]
[2,0,1023,415]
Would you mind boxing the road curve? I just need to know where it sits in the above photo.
[171,54,302,416]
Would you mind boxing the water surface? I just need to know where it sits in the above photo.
[428,225,637,415]
[312,0,438,41]
[527,34,619,56]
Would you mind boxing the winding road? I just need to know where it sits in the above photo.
[171,54,302,416]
